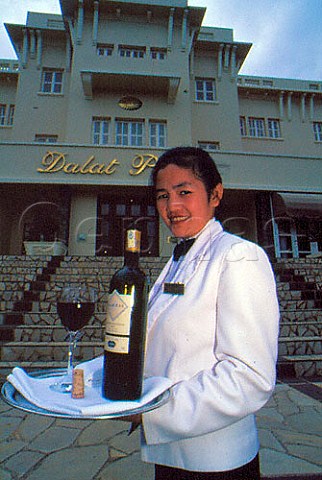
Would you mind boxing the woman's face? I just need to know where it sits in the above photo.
[155,164,223,238]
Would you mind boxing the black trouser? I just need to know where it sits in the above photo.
[155,454,260,480]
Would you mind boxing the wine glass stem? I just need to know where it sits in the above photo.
[67,331,78,377]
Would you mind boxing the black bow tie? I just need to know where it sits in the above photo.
[173,238,195,261]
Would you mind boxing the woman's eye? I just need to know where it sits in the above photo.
[156,193,168,201]
[180,190,191,196]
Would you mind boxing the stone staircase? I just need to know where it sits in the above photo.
[0,255,168,381]
[0,255,321,382]
[274,257,322,379]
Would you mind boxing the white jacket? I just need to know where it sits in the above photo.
[141,219,279,472]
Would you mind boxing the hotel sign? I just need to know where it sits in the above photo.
[37,151,158,176]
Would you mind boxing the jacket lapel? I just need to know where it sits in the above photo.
[148,220,223,331]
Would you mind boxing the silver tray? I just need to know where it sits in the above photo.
[1,369,171,420]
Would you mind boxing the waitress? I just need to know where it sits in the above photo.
[133,146,279,480]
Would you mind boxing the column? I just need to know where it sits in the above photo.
[22,28,28,68]
[65,35,71,72]
[300,93,306,122]
[77,0,84,44]
[181,9,189,51]
[309,94,315,121]
[30,30,36,58]
[279,92,284,120]
[167,8,174,50]
[230,45,237,78]
[36,30,42,69]
[287,92,292,121]
[224,45,230,70]
[92,0,99,46]
[217,44,223,80]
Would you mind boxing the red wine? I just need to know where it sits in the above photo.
[57,302,95,331]
[102,229,148,400]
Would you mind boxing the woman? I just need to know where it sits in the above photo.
[133,146,279,479]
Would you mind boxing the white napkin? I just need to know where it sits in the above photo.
[7,356,173,417]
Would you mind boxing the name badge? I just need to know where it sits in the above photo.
[163,282,185,295]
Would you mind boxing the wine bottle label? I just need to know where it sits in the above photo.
[105,290,133,336]
[126,229,141,253]
[105,333,130,354]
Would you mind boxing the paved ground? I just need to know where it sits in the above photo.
[0,378,321,480]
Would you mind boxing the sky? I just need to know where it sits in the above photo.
[0,0,321,81]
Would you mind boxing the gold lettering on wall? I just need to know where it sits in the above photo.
[129,154,158,175]
[37,151,157,176]
[37,151,120,175]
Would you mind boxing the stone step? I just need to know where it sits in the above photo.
[1,341,103,363]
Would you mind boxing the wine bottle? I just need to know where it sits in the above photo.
[102,228,148,400]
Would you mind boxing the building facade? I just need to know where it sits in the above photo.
[0,0,321,259]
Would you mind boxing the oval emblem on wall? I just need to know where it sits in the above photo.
[118,96,143,110]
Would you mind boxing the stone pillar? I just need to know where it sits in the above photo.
[77,0,84,45]
[300,93,306,122]
[224,44,230,70]
[217,44,223,80]
[92,0,99,45]
[287,92,292,121]
[22,28,28,68]
[36,30,42,69]
[309,94,315,120]
[30,30,36,58]
[181,9,189,51]
[230,45,237,79]
[167,8,174,50]
[279,91,284,120]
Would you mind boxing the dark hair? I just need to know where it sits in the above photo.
[151,146,222,199]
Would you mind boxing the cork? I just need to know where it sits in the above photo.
[72,369,85,399]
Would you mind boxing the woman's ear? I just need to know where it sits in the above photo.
[210,183,223,207]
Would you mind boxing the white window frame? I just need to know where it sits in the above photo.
[0,104,7,125]
[248,117,265,137]
[7,104,15,125]
[149,121,167,147]
[150,48,167,60]
[195,78,216,102]
[0,104,15,126]
[268,118,281,138]
[198,142,220,151]
[116,120,144,146]
[119,47,145,59]
[97,45,113,57]
[239,116,247,136]
[313,122,322,141]
[34,135,58,143]
[92,118,110,145]
[41,69,63,94]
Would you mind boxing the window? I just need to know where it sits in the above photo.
[97,45,113,57]
[198,142,220,151]
[0,104,15,126]
[150,48,167,60]
[116,120,144,146]
[0,105,6,125]
[92,117,110,145]
[248,117,265,137]
[41,70,63,94]
[149,121,167,147]
[268,119,281,138]
[34,135,58,143]
[195,78,216,102]
[313,122,322,142]
[119,46,145,59]
[7,105,15,125]
[239,116,247,137]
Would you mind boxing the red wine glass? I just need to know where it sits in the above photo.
[50,285,96,393]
